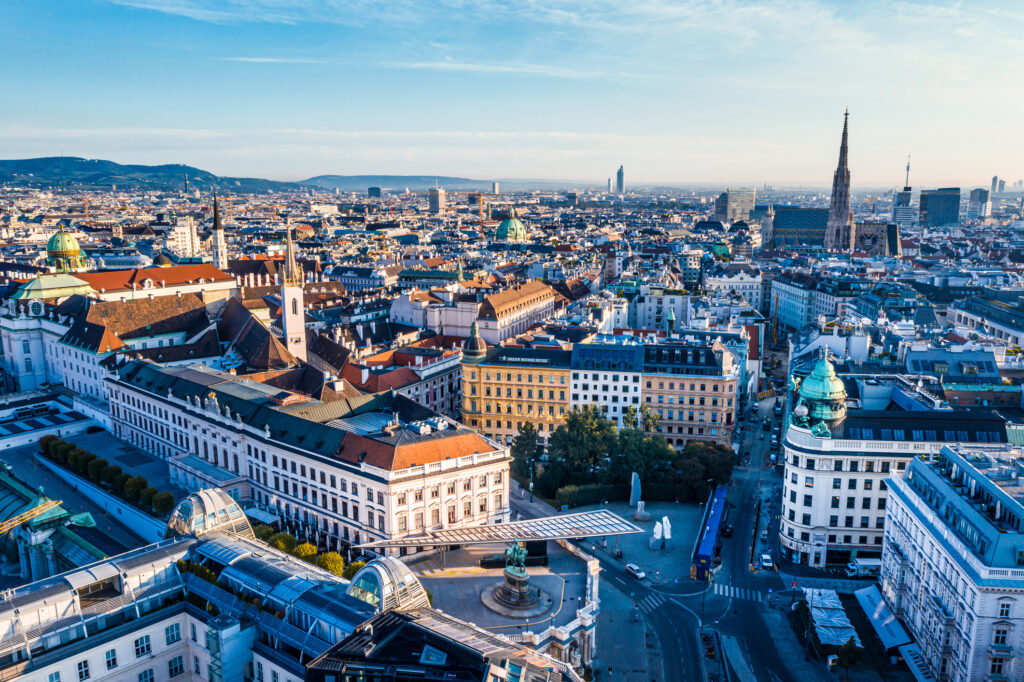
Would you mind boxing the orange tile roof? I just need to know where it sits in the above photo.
[335,431,500,471]
[78,264,233,292]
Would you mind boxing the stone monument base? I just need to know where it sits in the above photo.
[634,510,652,521]
[480,582,554,618]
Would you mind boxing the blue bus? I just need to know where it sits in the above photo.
[691,486,728,581]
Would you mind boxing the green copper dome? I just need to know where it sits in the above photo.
[46,226,87,272]
[495,209,528,242]
[796,350,847,423]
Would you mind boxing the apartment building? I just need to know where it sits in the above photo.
[476,279,557,344]
[461,341,571,446]
[883,445,1024,682]
[704,262,762,310]
[781,353,1007,567]
[641,337,739,447]
[569,340,645,429]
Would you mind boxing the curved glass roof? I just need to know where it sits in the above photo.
[165,489,255,540]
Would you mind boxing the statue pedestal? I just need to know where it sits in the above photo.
[480,567,553,618]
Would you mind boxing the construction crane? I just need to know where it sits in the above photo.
[0,499,62,535]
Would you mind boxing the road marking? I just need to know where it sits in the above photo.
[712,583,763,603]
[639,593,666,613]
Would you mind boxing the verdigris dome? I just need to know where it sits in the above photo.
[495,208,528,242]
[347,556,430,612]
[165,488,255,540]
[797,350,847,423]
[47,226,87,272]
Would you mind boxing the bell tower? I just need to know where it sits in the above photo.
[280,227,307,361]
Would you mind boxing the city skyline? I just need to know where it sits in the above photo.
[3,1,1024,186]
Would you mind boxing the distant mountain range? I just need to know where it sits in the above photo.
[303,174,491,191]
[0,157,305,193]
[0,157,593,193]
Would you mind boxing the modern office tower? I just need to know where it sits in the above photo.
[991,176,999,195]
[892,188,915,227]
[998,179,1006,193]
[428,187,446,214]
[616,165,624,194]
[919,187,962,226]
[825,110,854,251]
[492,181,500,194]
[968,188,991,219]
[367,186,382,198]
[714,188,757,222]
[607,178,612,193]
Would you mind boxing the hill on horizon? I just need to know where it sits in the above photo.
[0,157,305,193]
[303,174,492,191]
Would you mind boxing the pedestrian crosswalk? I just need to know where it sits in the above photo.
[712,583,763,602]
[638,592,666,613]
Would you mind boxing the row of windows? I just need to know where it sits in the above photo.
[57,625,183,682]
[791,454,906,474]
[469,371,567,384]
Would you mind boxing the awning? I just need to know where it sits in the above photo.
[898,644,937,682]
[854,585,911,649]
[245,507,280,524]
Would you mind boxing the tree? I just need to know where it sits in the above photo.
[342,560,366,580]
[252,524,275,541]
[140,487,158,508]
[101,465,122,486]
[76,451,96,475]
[124,476,147,501]
[48,439,67,459]
[509,423,539,479]
[622,405,660,433]
[39,435,58,454]
[87,458,108,482]
[268,532,297,553]
[609,428,675,485]
[152,492,175,516]
[292,542,317,563]
[547,405,617,481]
[113,472,131,494]
[837,636,861,680]
[315,552,345,577]
[55,443,74,465]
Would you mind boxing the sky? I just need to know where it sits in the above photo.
[2,0,1023,187]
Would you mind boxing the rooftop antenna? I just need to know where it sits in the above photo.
[904,154,911,189]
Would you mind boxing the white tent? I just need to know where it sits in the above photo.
[803,587,862,647]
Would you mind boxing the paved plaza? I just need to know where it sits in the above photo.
[410,542,589,633]
[570,499,707,585]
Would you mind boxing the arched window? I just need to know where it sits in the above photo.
[291,298,298,316]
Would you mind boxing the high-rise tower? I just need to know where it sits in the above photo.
[615,165,625,194]
[280,227,307,362]
[824,110,855,251]
[211,194,228,271]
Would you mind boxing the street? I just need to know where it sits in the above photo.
[510,391,796,681]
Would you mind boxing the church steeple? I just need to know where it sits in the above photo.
[825,109,854,251]
[211,193,228,270]
[283,226,302,285]
[279,225,306,362]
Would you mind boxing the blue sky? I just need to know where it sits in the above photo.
[2,0,1022,186]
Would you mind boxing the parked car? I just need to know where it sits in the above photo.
[760,553,774,569]
[625,563,646,580]
[479,554,505,569]
[722,524,734,538]
[752,403,760,413]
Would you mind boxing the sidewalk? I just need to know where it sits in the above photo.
[591,581,650,682]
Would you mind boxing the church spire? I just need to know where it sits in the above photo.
[825,109,854,251]
[283,226,302,285]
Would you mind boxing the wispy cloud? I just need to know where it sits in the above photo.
[391,60,594,79]
[221,56,326,64]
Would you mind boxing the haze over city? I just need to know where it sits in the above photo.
[3,0,1023,186]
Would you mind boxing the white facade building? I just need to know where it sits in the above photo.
[883,445,1024,682]
[107,361,510,556]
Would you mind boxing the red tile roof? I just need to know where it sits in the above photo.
[77,264,233,292]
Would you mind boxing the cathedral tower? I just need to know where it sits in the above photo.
[824,110,855,251]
